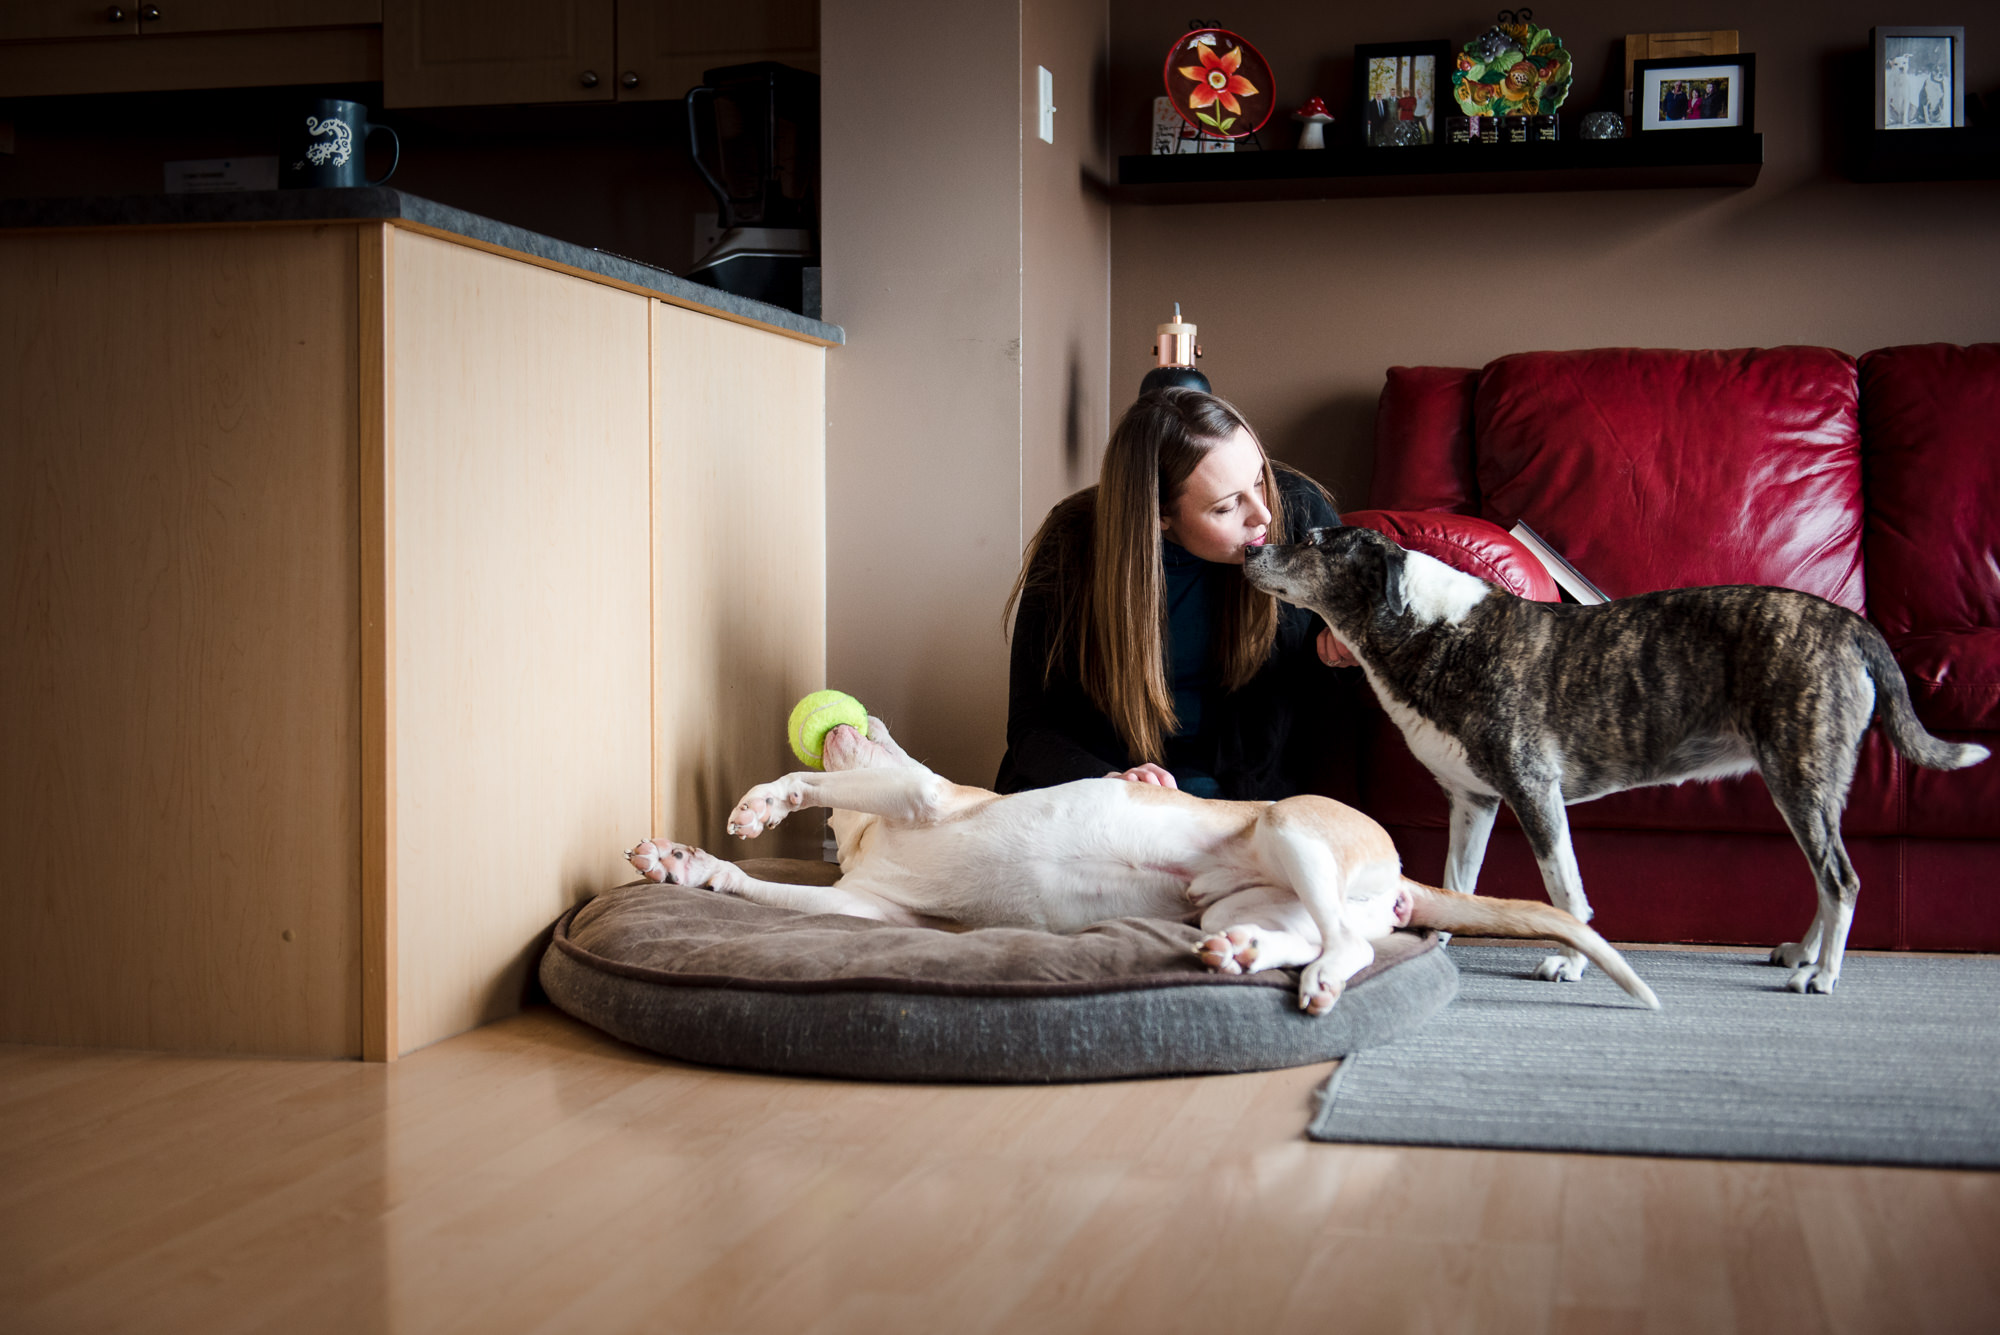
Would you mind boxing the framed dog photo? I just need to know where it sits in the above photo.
[1353,40,1452,149]
[1874,26,1965,129]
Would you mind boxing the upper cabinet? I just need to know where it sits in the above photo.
[383,0,816,108]
[0,1,379,40]
[612,0,815,103]
[383,0,615,107]
[0,0,812,103]
[0,0,383,95]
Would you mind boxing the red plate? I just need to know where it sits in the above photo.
[1163,28,1275,140]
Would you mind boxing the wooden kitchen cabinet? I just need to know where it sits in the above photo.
[0,0,378,40]
[0,0,382,94]
[613,0,816,102]
[0,4,139,40]
[383,0,814,107]
[382,0,615,108]
[1,215,827,1060]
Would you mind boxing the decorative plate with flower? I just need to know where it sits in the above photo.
[1452,16,1572,117]
[1163,28,1275,139]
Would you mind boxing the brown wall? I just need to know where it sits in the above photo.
[822,0,1109,785]
[1109,0,2000,510]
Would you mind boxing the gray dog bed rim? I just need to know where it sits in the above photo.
[541,876,1458,1082]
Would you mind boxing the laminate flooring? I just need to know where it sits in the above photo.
[4,1001,1996,1334]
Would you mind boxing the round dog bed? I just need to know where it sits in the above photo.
[539,860,1458,1083]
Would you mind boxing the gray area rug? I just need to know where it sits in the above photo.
[1309,945,2000,1168]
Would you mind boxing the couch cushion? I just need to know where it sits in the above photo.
[1343,509,1560,601]
[1860,343,2000,730]
[539,864,1459,1083]
[1888,631,2000,732]
[1472,348,1865,610]
[1371,366,1481,512]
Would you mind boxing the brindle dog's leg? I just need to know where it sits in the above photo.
[1501,778,1595,983]
[1443,790,1502,894]
[1760,741,1864,995]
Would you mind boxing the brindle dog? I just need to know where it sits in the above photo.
[1244,525,1989,995]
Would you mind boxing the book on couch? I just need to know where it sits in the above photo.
[1510,521,1610,604]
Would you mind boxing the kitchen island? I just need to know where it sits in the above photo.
[2,191,839,1059]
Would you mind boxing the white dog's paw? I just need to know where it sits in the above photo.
[626,840,735,890]
[727,782,803,838]
[1297,959,1345,1017]
[1534,952,1589,983]
[1196,926,1259,974]
[1769,941,1814,969]
[1786,964,1838,995]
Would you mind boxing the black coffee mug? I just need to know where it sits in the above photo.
[281,99,399,189]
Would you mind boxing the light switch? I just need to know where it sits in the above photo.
[1037,66,1056,143]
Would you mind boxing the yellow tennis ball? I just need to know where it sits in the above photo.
[788,690,869,769]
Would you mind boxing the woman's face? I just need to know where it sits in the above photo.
[1159,427,1273,565]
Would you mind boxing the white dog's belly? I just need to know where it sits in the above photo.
[842,780,1244,932]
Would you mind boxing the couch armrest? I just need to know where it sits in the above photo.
[1343,509,1561,601]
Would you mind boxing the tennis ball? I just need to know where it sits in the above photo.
[788,690,869,769]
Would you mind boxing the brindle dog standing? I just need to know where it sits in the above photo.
[1243,525,1989,996]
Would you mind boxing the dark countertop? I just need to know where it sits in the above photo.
[0,188,844,346]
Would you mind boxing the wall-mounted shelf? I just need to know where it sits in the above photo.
[1112,133,1763,203]
[1845,128,2000,182]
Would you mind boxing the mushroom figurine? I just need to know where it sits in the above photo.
[1291,96,1333,149]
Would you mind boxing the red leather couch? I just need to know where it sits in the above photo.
[1339,344,1999,951]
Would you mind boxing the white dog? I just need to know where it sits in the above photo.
[627,719,1658,1015]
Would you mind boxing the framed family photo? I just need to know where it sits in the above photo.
[1352,40,1451,149]
[1873,26,1965,129]
[1632,54,1755,132]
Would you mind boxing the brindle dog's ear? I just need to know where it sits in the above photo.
[1381,544,1409,618]
[1305,526,1335,548]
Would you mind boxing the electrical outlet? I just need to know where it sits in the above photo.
[1037,66,1056,144]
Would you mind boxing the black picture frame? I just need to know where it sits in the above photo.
[1632,54,1756,133]
[1352,40,1453,150]
[1872,26,1965,130]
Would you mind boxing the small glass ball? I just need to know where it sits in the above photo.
[1580,111,1625,139]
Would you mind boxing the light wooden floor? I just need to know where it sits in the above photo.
[3,1004,1996,1335]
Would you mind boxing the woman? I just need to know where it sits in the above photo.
[995,388,1352,801]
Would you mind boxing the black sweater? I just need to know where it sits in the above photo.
[993,468,1350,800]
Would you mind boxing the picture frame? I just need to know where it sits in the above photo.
[1352,40,1452,149]
[1623,31,1739,119]
[1873,26,1965,130]
[1632,54,1755,133]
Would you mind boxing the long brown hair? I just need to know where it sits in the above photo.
[1006,389,1299,764]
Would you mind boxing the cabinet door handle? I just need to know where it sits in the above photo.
[621,71,640,89]
[107,5,127,20]
[579,70,600,88]
[139,4,160,18]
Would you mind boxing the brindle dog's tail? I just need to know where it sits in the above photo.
[1404,881,1662,1010]
[1855,624,1991,770]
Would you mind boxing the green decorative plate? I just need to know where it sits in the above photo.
[1452,16,1572,117]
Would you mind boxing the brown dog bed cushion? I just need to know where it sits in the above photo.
[539,860,1458,1082]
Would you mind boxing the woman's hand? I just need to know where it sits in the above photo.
[1107,763,1179,789]
[1317,626,1357,669]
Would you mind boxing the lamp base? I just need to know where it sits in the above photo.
[1139,366,1212,396]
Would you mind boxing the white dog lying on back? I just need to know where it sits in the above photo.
[627,719,1658,1015]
